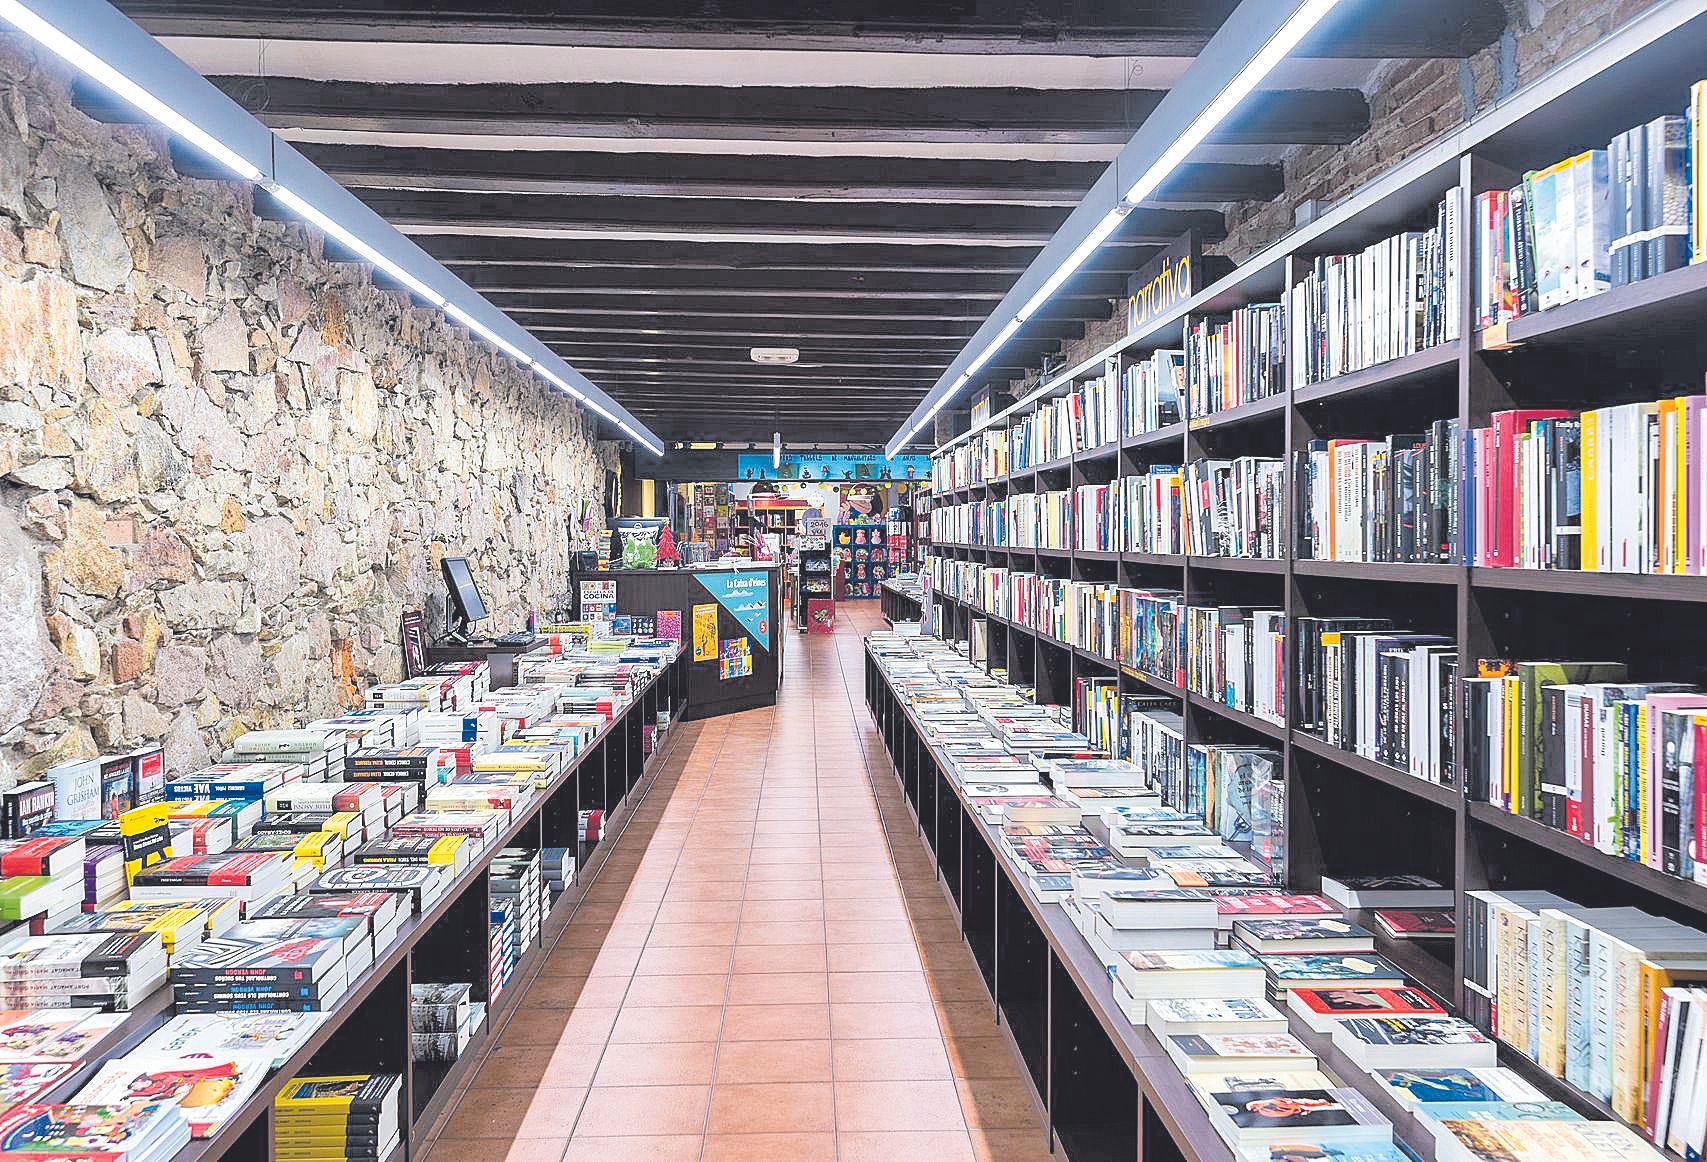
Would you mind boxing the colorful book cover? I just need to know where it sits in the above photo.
[0,1100,181,1154]
[75,1052,273,1138]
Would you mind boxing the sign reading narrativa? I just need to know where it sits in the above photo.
[1127,231,1202,334]
[696,570,771,652]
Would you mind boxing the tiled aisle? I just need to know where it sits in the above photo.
[423,604,1053,1162]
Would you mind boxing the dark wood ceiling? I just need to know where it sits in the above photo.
[115,0,1506,446]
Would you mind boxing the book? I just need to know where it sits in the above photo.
[1287,986,1448,1035]
[74,1050,273,1138]
[1320,875,1453,909]
[1260,953,1407,992]
[0,1100,190,1157]
[1144,997,1289,1040]
[0,1062,75,1112]
[1376,1066,1544,1108]
[1204,1086,1393,1152]
[1331,1016,1498,1070]
[1372,909,1455,940]
[142,1012,325,1069]
[1233,918,1376,955]
[1165,1032,1316,1075]
[1430,1117,1666,1160]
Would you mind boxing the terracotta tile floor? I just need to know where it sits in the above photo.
[422,604,1054,1162]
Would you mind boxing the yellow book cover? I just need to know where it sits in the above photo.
[1611,942,1645,1122]
[317,812,364,840]
[106,895,239,936]
[424,836,465,867]
[118,802,172,884]
[292,832,341,866]
[1581,408,1599,570]
[1675,396,1689,575]
[274,1075,391,1114]
[1503,676,1520,812]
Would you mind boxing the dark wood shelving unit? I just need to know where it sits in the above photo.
[916,12,1707,1157]
[150,654,692,1162]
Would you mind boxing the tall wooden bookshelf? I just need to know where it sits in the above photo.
[920,3,1707,1150]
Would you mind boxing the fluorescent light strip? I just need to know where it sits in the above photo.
[0,1,262,182]
[536,366,586,400]
[0,1,668,457]
[443,302,533,364]
[1124,0,1343,204]
[269,185,446,306]
[893,0,1341,455]
[1015,205,1130,323]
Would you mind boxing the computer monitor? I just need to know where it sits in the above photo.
[441,555,488,637]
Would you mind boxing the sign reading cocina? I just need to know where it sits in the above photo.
[1127,231,1203,334]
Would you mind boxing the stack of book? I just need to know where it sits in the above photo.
[488,897,519,998]
[0,1100,190,1161]
[128,851,296,907]
[171,927,350,1014]
[75,1047,273,1138]
[0,931,168,1010]
[1464,886,1707,1142]
[0,836,86,928]
[410,982,482,1063]
[1474,87,1703,324]
[273,1074,402,1162]
[1122,349,1184,437]
[489,848,544,961]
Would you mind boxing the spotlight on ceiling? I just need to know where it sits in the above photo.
[750,347,800,365]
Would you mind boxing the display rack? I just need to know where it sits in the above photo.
[835,523,890,598]
[48,651,690,1162]
[918,6,1707,1156]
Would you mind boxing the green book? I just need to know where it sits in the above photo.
[1519,662,1625,819]
[0,875,63,920]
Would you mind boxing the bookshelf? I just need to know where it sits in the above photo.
[916,6,1707,1158]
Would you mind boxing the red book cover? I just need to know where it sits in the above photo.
[201,853,281,886]
[1372,909,1455,938]
[1489,409,1573,567]
[0,837,68,877]
[1214,894,1339,918]
[1289,985,1445,1019]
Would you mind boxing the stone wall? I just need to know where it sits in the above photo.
[0,41,618,786]
[993,0,1666,404]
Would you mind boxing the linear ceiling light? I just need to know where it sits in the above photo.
[884,0,1343,455]
[1014,206,1131,324]
[0,0,261,181]
[1124,0,1342,205]
[268,185,445,306]
[443,302,533,365]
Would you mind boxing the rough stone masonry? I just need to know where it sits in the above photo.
[0,40,620,786]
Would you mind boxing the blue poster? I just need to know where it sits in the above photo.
[696,571,771,651]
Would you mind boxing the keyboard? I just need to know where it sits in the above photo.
[491,632,537,647]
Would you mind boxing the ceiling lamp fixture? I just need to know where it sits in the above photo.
[884,0,1344,459]
[0,0,669,460]
[751,347,801,365]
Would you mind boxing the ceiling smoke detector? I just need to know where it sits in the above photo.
[750,347,800,365]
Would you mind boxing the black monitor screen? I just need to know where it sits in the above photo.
[442,556,488,624]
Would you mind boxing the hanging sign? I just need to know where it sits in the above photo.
[1126,230,1203,334]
